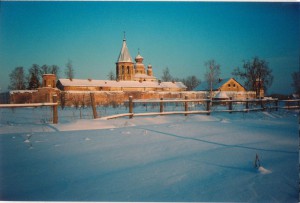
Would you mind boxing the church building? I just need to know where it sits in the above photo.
[56,36,186,92]
[116,37,156,82]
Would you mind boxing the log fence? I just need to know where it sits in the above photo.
[103,97,299,120]
[0,95,299,122]
[0,95,59,124]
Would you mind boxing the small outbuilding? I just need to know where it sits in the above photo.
[213,91,229,100]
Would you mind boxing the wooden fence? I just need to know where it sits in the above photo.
[0,94,299,123]
[0,95,59,124]
[102,96,300,120]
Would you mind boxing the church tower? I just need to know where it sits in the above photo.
[116,34,134,81]
[134,50,146,75]
[147,64,153,77]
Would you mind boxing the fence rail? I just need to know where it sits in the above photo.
[0,95,59,124]
[102,96,300,120]
[1,95,299,123]
[0,103,57,108]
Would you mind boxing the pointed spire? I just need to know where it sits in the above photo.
[117,34,133,63]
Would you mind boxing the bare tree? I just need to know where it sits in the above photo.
[65,60,75,80]
[161,67,173,82]
[291,71,300,95]
[50,65,60,77]
[232,57,273,98]
[8,67,26,90]
[107,70,115,80]
[180,76,201,91]
[40,64,50,75]
[204,60,221,99]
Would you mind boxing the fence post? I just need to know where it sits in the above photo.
[229,97,233,113]
[245,98,249,112]
[206,97,211,115]
[185,96,188,116]
[129,96,133,119]
[160,98,164,113]
[260,98,265,111]
[90,92,98,119]
[275,99,278,111]
[52,94,58,124]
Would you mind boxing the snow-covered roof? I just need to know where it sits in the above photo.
[134,73,156,80]
[135,54,143,60]
[160,82,187,89]
[214,91,229,99]
[58,78,186,89]
[117,39,133,63]
[10,90,38,94]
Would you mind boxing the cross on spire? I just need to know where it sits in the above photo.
[123,31,126,41]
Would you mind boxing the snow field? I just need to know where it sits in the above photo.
[0,109,298,202]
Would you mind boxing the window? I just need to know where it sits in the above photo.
[233,84,236,87]
[228,84,231,87]
[127,66,130,74]
[122,66,124,74]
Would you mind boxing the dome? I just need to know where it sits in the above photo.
[135,54,144,63]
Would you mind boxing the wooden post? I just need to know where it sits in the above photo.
[275,99,278,111]
[90,93,98,119]
[229,97,233,114]
[160,98,164,113]
[52,94,58,124]
[260,98,265,111]
[245,98,249,112]
[129,96,133,119]
[184,96,188,116]
[206,97,211,115]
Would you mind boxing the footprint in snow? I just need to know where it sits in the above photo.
[258,166,272,175]
[24,139,30,143]
[220,119,230,123]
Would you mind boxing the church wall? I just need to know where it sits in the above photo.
[9,87,257,107]
[60,91,208,107]
[9,88,60,104]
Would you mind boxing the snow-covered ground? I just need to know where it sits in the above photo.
[0,107,298,202]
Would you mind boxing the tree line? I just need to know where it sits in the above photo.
[8,60,75,90]
[9,56,299,98]
[159,57,278,98]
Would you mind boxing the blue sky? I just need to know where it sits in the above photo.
[0,1,299,94]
